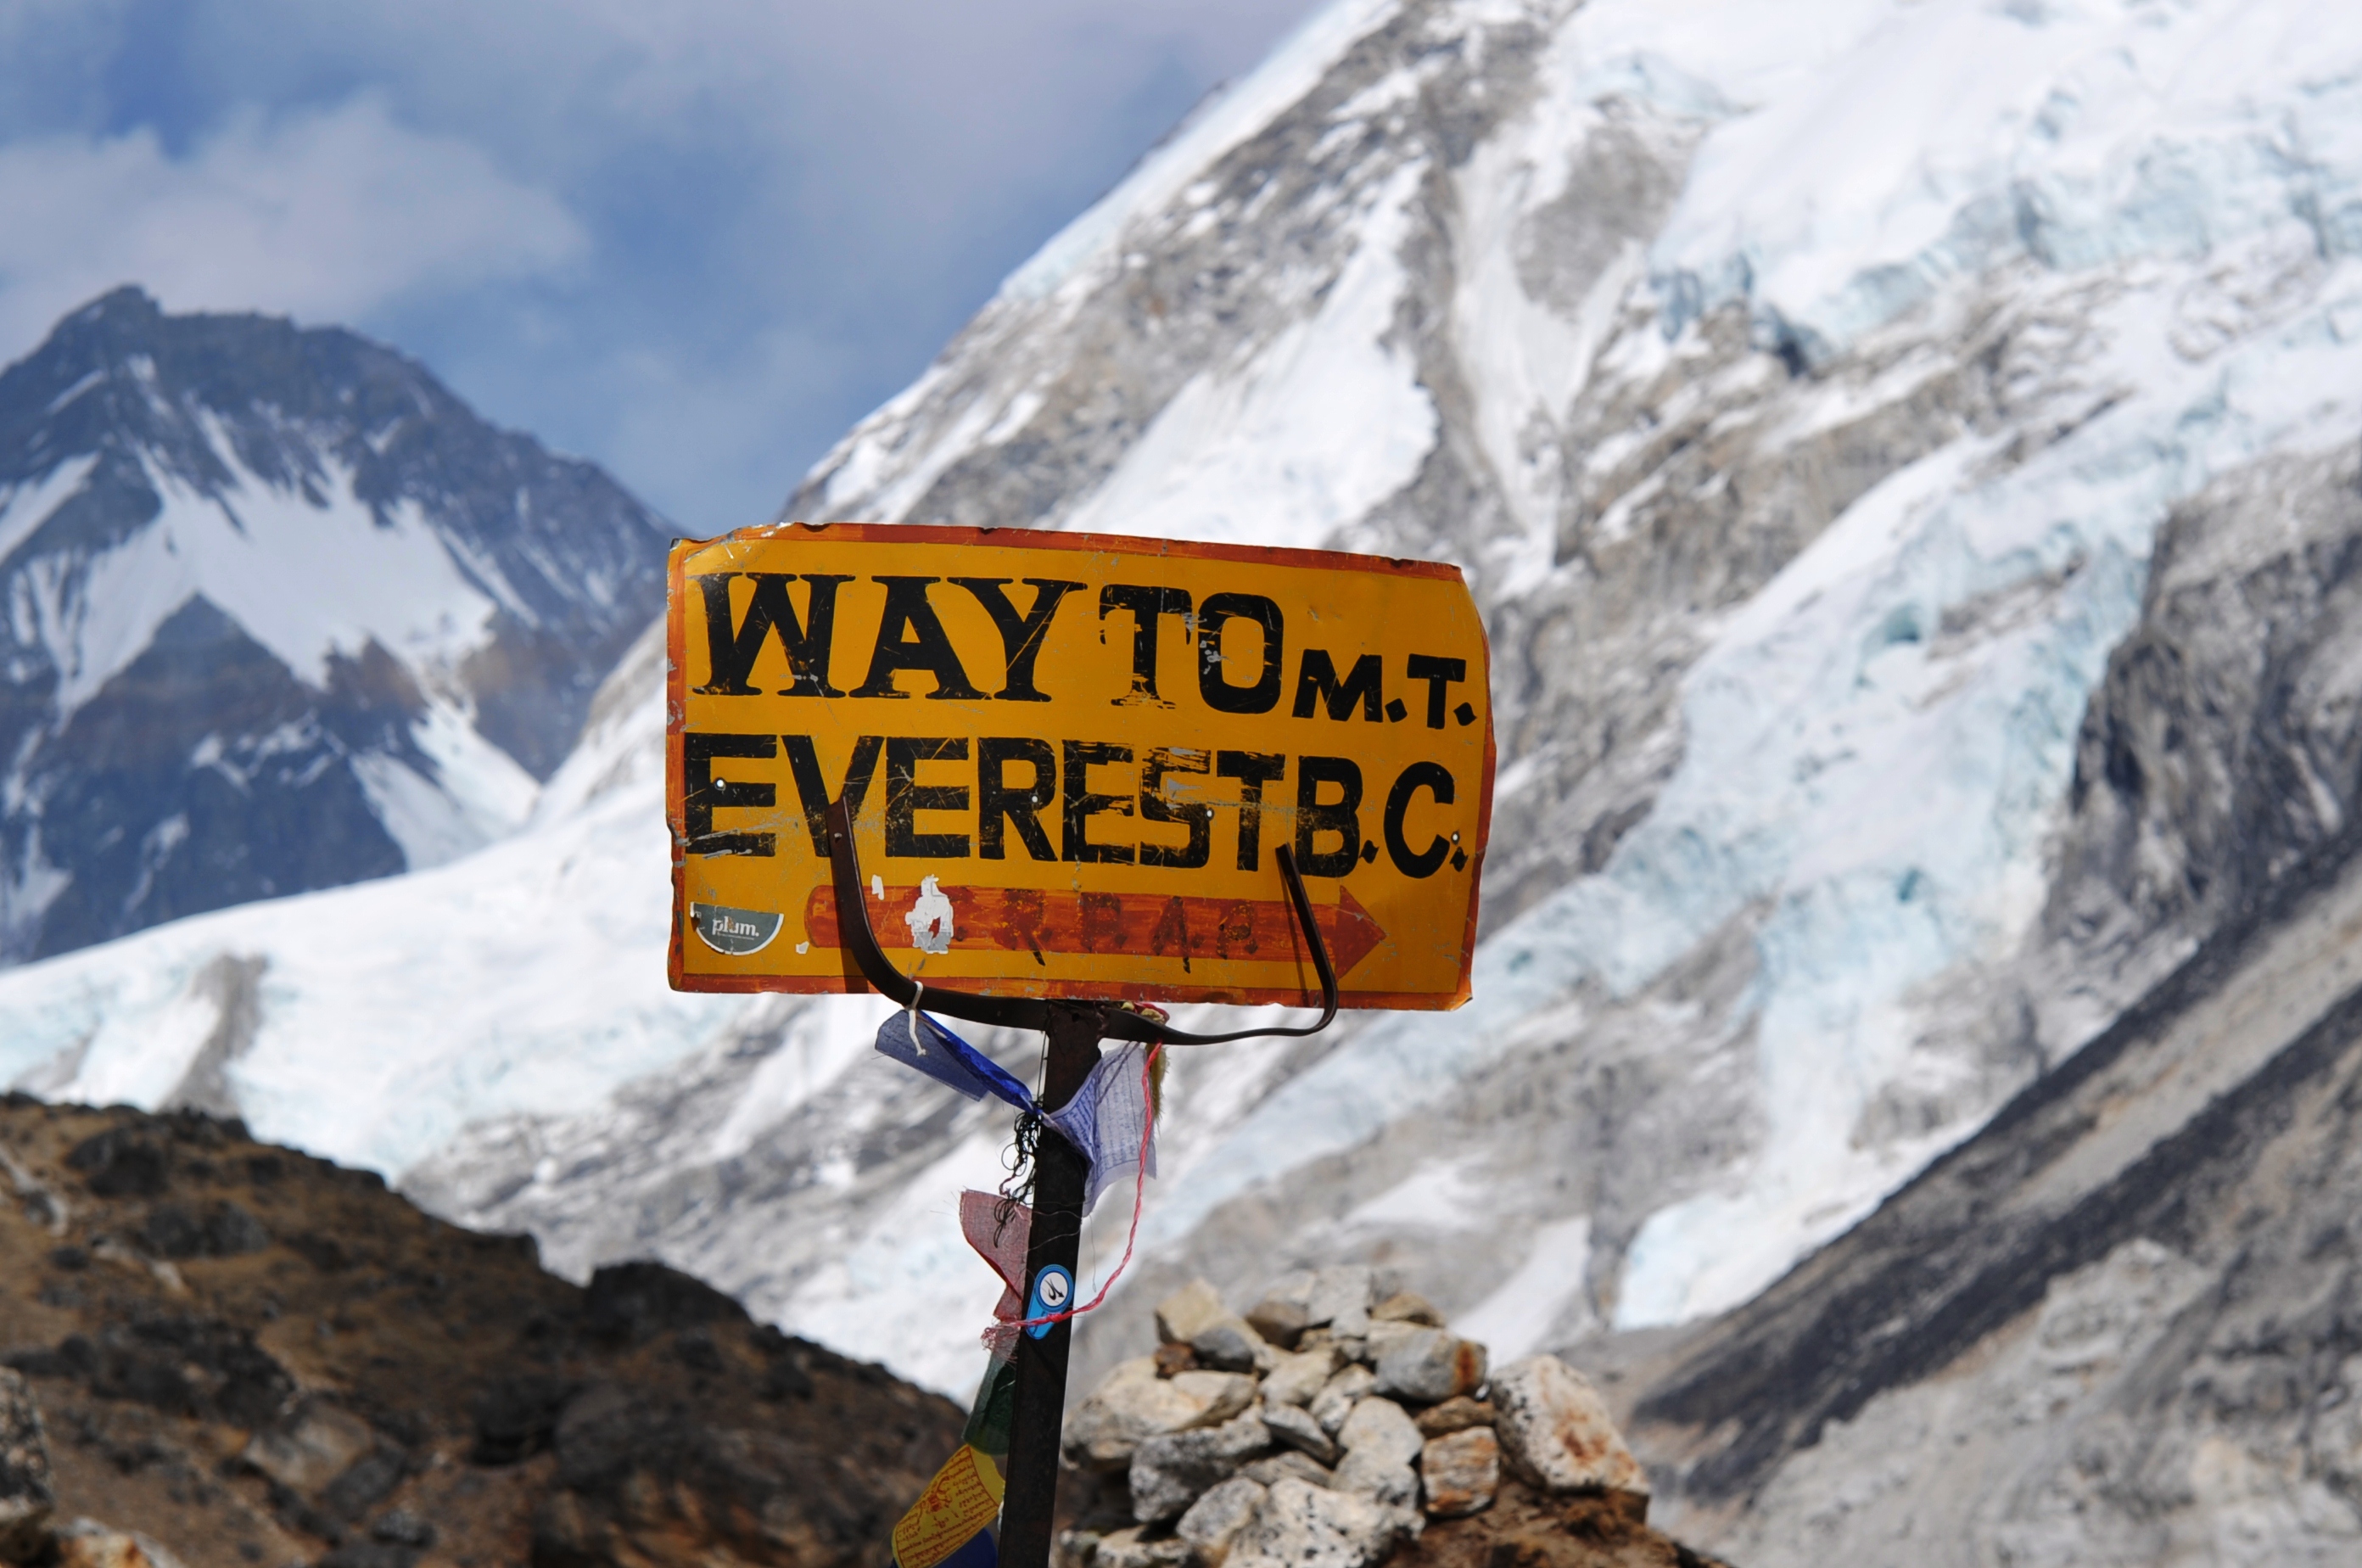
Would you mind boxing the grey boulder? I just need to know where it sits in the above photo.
[1094,1526,1195,1568]
[1262,1345,1342,1408]
[1225,1478,1408,1568]
[1130,1411,1272,1523]
[1374,1329,1487,1405]
[1155,1280,1230,1346]
[1334,1397,1424,1508]
[1261,1400,1341,1465]
[1066,1360,1255,1472]
[1242,1451,1336,1490]
[1489,1355,1648,1496]
[1305,1267,1376,1337]
[1309,1365,1375,1436]
[1177,1476,1267,1567]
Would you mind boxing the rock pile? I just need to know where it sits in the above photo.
[1056,1268,1651,1568]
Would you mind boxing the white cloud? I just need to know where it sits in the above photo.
[0,0,1325,524]
[0,92,585,358]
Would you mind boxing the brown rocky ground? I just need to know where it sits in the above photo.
[1394,1486,1724,1568]
[0,1095,963,1567]
[3,1097,1733,1568]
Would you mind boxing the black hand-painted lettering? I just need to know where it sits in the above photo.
[885,736,971,858]
[854,578,987,699]
[692,574,850,696]
[780,735,883,854]
[1197,593,1284,714]
[1100,585,1192,706]
[978,737,1058,861]
[1295,755,1363,877]
[1293,649,1382,720]
[1140,748,1212,869]
[1384,762,1456,877]
[1215,750,1287,871]
[1150,896,1193,971]
[950,578,1083,702]
[1062,740,1135,864]
[1405,653,1469,729]
[683,732,777,855]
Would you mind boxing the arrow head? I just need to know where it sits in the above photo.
[1319,882,1387,977]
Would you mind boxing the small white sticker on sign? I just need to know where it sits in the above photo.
[905,874,955,955]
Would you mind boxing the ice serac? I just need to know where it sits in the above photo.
[0,287,668,962]
[6,0,2362,1489]
[1627,700,2362,1558]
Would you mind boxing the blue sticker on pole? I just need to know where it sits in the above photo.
[1025,1264,1073,1339]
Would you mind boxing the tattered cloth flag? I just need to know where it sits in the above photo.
[960,1190,1030,1362]
[893,1207,1021,1568]
[875,1012,1156,1214]
[1042,1043,1157,1215]
[891,1443,1004,1568]
[873,1009,1033,1109]
[878,1016,1167,1568]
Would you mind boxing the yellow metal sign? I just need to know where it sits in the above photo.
[667,524,1492,1009]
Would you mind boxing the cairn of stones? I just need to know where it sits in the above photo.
[1057,1265,1648,1568]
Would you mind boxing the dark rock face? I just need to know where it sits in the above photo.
[582,1259,747,1344]
[25,597,411,958]
[468,1374,577,1464]
[63,1128,170,1197]
[0,287,669,963]
[1620,435,2362,1564]
[2046,441,2362,999]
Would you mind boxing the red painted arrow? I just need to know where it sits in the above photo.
[803,880,1387,977]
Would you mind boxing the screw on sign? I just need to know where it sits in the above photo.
[663,524,1494,1568]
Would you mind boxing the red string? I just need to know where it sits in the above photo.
[1010,1040,1161,1331]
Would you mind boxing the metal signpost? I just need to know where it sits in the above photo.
[666,523,1492,1568]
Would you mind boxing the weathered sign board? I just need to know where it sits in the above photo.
[666,524,1492,1009]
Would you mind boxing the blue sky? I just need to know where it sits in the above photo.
[0,0,1324,531]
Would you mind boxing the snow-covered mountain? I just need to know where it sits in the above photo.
[0,287,668,962]
[5,14,2362,1558]
[1609,428,2362,1562]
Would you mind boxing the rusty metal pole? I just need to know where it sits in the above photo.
[998,1003,1105,1568]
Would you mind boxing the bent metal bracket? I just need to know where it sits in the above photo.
[665,522,1495,1016]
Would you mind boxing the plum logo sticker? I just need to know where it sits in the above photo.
[1026,1263,1072,1338]
[691,902,783,956]
[904,874,955,954]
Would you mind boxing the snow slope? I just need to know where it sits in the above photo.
[0,624,747,1171]
[9,0,2362,1410]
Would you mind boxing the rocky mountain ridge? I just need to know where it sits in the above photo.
[0,1100,1720,1568]
[0,1095,965,1567]
[0,287,668,964]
